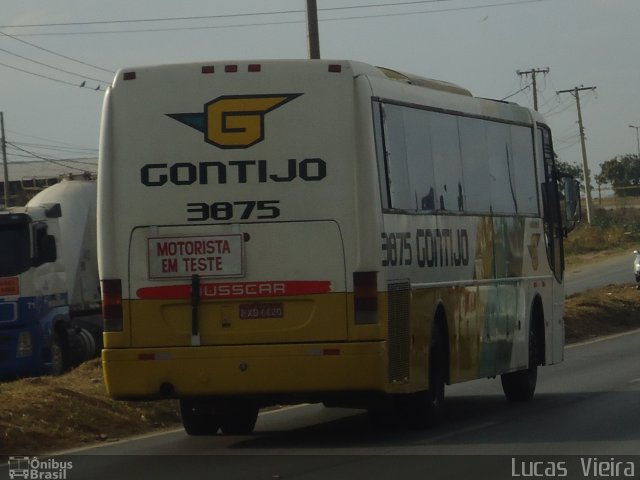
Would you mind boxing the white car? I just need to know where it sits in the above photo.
[634,250,640,285]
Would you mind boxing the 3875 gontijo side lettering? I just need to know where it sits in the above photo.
[382,229,470,268]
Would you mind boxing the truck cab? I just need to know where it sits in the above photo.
[0,177,101,378]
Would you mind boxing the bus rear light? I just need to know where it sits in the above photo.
[201,65,215,74]
[225,65,238,73]
[123,72,136,81]
[328,64,342,73]
[248,64,261,72]
[354,271,378,325]
[102,279,123,332]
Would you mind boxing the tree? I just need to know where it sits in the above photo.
[556,159,582,179]
[598,154,640,197]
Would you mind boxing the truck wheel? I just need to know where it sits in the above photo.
[49,332,67,376]
[218,400,259,435]
[179,399,221,436]
[501,322,538,402]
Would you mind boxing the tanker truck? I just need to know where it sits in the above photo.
[0,175,101,378]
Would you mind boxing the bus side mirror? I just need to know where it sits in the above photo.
[563,177,581,234]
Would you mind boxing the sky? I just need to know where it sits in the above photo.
[1,0,639,189]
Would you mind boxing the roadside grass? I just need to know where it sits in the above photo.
[564,206,640,258]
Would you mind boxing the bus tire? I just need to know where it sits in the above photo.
[179,399,221,436]
[372,325,447,430]
[421,325,446,427]
[218,399,259,435]
[501,321,538,402]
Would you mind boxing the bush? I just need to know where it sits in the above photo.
[564,207,640,255]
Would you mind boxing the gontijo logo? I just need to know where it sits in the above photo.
[167,94,302,149]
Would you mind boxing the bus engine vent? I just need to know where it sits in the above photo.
[387,281,410,383]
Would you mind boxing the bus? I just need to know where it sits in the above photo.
[98,59,580,435]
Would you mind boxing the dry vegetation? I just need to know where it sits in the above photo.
[564,202,640,257]
[564,283,640,343]
[0,361,180,459]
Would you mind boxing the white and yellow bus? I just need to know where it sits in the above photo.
[98,59,579,435]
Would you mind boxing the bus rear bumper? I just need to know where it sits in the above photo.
[102,341,387,400]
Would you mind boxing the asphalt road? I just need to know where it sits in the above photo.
[564,251,636,295]
[6,329,634,480]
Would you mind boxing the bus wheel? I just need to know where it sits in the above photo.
[419,325,446,427]
[371,327,447,430]
[218,399,259,435]
[179,399,221,436]
[501,323,538,402]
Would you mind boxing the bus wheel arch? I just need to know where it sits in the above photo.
[432,303,451,385]
[425,304,449,425]
[531,295,546,367]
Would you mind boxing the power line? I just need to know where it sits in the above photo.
[7,129,97,150]
[10,141,98,156]
[500,83,531,101]
[3,0,550,37]
[6,141,96,172]
[0,47,111,84]
[0,31,114,74]
[0,60,105,90]
[0,1,492,28]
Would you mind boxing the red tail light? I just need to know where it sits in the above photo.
[102,279,123,332]
[354,271,378,325]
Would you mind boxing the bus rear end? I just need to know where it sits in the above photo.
[99,60,386,432]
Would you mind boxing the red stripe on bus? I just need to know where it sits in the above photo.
[136,280,332,300]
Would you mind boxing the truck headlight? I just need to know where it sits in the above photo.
[16,331,33,358]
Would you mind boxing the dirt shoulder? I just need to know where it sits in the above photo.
[564,283,639,343]
[2,283,639,458]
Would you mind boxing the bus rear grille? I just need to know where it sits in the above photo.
[387,281,410,383]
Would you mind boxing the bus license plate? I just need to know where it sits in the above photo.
[239,303,284,320]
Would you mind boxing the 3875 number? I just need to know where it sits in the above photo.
[186,200,280,222]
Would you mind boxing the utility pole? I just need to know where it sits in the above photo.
[517,68,549,111]
[1,112,9,208]
[629,124,640,160]
[556,85,597,224]
[306,0,320,59]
